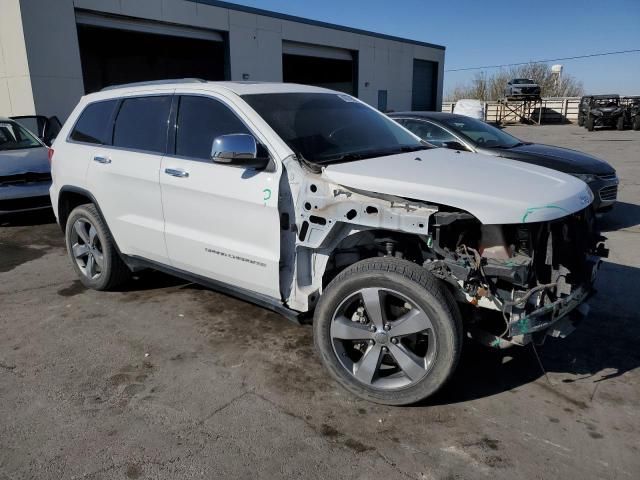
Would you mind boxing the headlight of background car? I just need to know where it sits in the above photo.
[572,173,597,183]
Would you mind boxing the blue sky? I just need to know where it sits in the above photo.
[228,0,640,95]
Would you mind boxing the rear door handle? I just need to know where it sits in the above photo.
[164,168,189,178]
[93,155,111,164]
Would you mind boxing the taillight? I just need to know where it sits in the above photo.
[48,147,54,165]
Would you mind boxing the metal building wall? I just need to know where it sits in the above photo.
[4,0,445,120]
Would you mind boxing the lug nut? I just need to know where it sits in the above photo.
[384,324,391,331]
[391,338,398,344]
[369,339,375,346]
[369,325,376,332]
[382,346,388,352]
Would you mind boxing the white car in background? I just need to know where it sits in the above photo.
[452,99,485,120]
[49,80,605,405]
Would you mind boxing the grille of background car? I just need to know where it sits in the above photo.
[599,185,618,201]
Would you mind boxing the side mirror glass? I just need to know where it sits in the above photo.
[211,133,270,169]
[442,141,469,151]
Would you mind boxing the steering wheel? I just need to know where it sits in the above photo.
[328,124,359,142]
[476,136,486,145]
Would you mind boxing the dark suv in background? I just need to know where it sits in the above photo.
[578,95,625,131]
[621,96,640,130]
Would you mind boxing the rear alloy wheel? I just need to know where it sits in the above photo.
[70,217,104,281]
[314,257,462,405]
[65,204,130,290]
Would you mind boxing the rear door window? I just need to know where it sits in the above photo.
[70,100,118,145]
[175,95,250,160]
[113,96,172,154]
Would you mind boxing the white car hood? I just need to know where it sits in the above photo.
[322,149,593,224]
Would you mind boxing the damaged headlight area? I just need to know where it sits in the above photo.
[423,208,608,347]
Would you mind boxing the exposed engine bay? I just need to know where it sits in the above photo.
[281,155,608,348]
[422,208,607,346]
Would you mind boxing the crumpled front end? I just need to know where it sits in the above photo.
[423,207,607,347]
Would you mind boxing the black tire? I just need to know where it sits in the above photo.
[586,116,594,132]
[633,116,640,131]
[577,114,584,127]
[616,116,625,131]
[313,257,463,405]
[65,204,130,290]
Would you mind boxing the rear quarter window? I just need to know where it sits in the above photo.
[69,100,118,145]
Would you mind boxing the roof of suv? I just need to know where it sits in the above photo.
[94,80,336,97]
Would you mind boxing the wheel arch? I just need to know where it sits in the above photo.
[57,186,124,257]
[321,228,429,288]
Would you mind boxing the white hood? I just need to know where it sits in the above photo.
[322,149,593,224]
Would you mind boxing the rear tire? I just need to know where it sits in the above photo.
[577,114,584,127]
[313,257,462,405]
[586,116,595,131]
[616,116,625,131]
[633,116,640,131]
[65,204,130,291]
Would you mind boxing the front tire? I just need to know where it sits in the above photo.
[65,204,130,290]
[586,115,595,131]
[313,258,462,405]
[633,116,640,131]
[577,114,584,127]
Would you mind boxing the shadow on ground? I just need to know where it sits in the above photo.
[0,209,56,227]
[428,261,640,406]
[107,259,640,407]
[599,201,640,231]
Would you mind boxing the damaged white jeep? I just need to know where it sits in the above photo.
[50,80,607,405]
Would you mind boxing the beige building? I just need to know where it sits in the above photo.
[0,0,445,121]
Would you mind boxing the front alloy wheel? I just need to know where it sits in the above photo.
[314,257,462,405]
[330,287,437,390]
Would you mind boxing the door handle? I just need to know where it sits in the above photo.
[164,168,189,178]
[93,155,111,164]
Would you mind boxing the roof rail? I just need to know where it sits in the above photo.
[100,78,207,92]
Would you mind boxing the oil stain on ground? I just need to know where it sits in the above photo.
[57,280,86,297]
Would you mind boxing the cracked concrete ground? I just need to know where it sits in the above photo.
[1,124,639,479]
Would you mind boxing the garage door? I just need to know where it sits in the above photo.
[412,59,438,111]
[282,41,357,95]
[76,13,227,93]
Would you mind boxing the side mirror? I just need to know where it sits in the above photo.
[211,133,270,170]
[442,141,469,151]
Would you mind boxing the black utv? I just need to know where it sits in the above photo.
[621,96,640,130]
[578,95,625,131]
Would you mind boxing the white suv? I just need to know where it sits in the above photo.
[50,80,606,405]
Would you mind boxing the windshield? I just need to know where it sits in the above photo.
[512,79,535,85]
[440,116,522,148]
[594,98,619,107]
[0,120,42,151]
[242,93,427,163]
